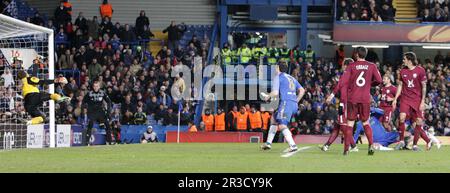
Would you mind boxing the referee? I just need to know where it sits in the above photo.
[82,81,113,145]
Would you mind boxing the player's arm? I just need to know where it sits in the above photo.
[295,80,305,103]
[392,81,402,110]
[420,80,427,111]
[371,68,383,86]
[38,79,56,86]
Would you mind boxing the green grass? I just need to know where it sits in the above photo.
[0,143,449,173]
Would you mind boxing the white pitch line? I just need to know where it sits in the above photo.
[281,146,311,158]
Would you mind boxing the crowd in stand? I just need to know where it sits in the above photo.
[336,0,396,21]
[418,0,450,22]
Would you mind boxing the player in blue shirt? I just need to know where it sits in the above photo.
[260,61,305,152]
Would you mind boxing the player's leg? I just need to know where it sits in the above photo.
[359,103,375,155]
[381,108,393,132]
[343,103,357,155]
[85,116,95,146]
[412,115,431,151]
[99,116,113,145]
[321,123,340,151]
[261,115,278,150]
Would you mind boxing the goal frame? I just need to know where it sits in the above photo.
[0,14,55,148]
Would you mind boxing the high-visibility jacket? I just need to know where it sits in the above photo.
[214,113,226,131]
[292,50,305,62]
[248,111,262,130]
[279,48,290,62]
[305,50,315,63]
[238,47,252,64]
[221,48,232,65]
[261,112,271,130]
[202,114,214,131]
[63,2,73,15]
[236,112,248,131]
[100,3,113,18]
[231,49,239,63]
[188,125,198,132]
[267,48,279,65]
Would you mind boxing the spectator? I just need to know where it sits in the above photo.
[31,12,44,26]
[75,12,88,34]
[162,108,177,126]
[134,106,147,125]
[120,24,136,43]
[100,16,114,36]
[138,25,155,40]
[202,109,214,131]
[62,0,73,17]
[434,50,444,64]
[370,11,383,22]
[58,49,74,69]
[188,121,198,132]
[0,67,14,88]
[87,16,100,40]
[141,126,158,143]
[423,8,434,21]
[163,21,185,50]
[380,4,395,21]
[55,28,68,43]
[135,10,150,38]
[99,0,113,19]
[88,58,102,80]
[54,1,70,27]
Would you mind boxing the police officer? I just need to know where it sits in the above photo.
[237,43,252,65]
[221,43,232,65]
[304,44,316,64]
[266,42,279,65]
[82,81,113,145]
[279,43,290,64]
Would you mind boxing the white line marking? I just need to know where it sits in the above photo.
[281,146,311,158]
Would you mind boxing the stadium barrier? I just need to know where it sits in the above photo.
[2,124,449,150]
[166,131,263,143]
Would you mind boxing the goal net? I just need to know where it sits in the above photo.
[0,14,55,150]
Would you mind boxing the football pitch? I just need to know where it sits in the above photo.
[0,143,449,173]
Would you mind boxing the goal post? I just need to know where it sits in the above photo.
[0,14,55,149]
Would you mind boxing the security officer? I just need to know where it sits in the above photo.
[279,43,290,63]
[304,44,316,64]
[221,43,232,66]
[266,42,279,65]
[237,43,252,65]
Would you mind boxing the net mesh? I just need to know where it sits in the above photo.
[0,17,51,149]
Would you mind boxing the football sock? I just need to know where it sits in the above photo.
[281,127,296,147]
[343,125,353,152]
[363,124,374,146]
[325,124,340,146]
[266,125,277,144]
[413,124,430,145]
[398,122,405,141]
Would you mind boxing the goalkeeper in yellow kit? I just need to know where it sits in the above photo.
[17,70,70,125]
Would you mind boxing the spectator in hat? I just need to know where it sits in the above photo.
[158,86,172,108]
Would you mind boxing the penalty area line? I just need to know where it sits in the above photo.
[281,146,312,158]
